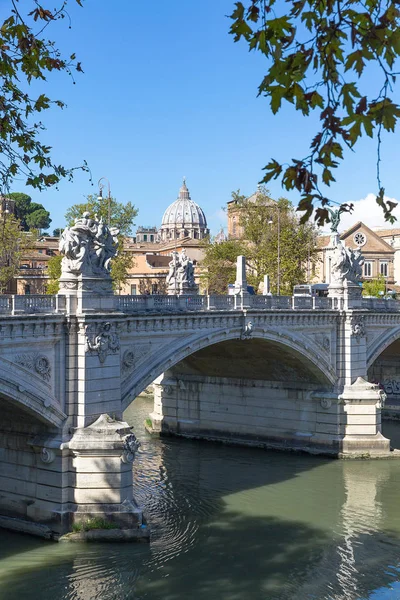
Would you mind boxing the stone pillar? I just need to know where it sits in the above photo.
[148,372,175,433]
[262,274,271,295]
[339,377,390,456]
[340,312,368,385]
[234,255,250,309]
[66,414,145,529]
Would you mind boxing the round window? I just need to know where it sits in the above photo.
[354,232,366,246]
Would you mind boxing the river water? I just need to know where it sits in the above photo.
[2,398,400,600]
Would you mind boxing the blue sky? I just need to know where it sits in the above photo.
[6,0,400,235]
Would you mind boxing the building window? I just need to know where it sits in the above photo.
[364,261,373,277]
[151,283,158,294]
[131,284,137,295]
[38,249,43,254]
[143,234,147,241]
[380,261,388,277]
[24,284,31,295]
[150,235,154,242]
[232,216,236,236]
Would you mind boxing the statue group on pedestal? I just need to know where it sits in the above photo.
[59,212,119,278]
[166,249,197,295]
[331,241,364,286]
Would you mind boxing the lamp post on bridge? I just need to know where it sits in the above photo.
[268,205,281,296]
[97,177,112,226]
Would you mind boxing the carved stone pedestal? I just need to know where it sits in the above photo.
[59,275,116,313]
[66,414,145,529]
[343,281,363,309]
[178,282,199,296]
[339,377,390,456]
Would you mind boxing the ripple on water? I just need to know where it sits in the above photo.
[2,398,400,599]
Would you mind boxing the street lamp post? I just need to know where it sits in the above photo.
[97,177,111,225]
[268,206,281,296]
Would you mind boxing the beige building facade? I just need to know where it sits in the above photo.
[317,222,396,288]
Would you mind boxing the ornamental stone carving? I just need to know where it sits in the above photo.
[323,337,331,351]
[59,212,119,279]
[121,433,140,464]
[351,315,365,339]
[14,353,51,382]
[320,398,332,409]
[331,240,364,286]
[121,344,152,375]
[241,320,253,340]
[40,448,55,464]
[166,249,198,295]
[86,322,120,364]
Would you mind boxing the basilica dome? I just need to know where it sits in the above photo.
[160,179,209,241]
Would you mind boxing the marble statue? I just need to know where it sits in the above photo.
[331,241,364,285]
[166,249,197,294]
[59,212,119,277]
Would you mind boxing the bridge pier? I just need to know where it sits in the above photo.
[150,368,389,458]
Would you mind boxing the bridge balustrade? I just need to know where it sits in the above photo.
[250,296,272,308]
[1,293,400,315]
[0,294,66,315]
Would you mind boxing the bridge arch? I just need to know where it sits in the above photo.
[367,326,400,370]
[121,326,336,411]
[0,357,66,428]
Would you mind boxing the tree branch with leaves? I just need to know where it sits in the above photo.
[229,0,400,225]
[0,0,88,192]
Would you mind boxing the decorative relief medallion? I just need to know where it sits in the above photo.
[86,322,120,364]
[121,343,152,374]
[320,398,332,409]
[40,448,55,464]
[323,337,331,351]
[122,350,135,371]
[351,315,365,339]
[14,353,51,382]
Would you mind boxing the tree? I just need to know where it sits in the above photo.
[46,254,62,294]
[363,274,386,297]
[25,207,51,231]
[229,1,400,225]
[235,187,319,294]
[201,237,246,294]
[0,1,87,192]
[111,250,134,294]
[52,228,62,237]
[7,192,51,231]
[64,195,138,291]
[65,195,138,236]
[0,215,35,292]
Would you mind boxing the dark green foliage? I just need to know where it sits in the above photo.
[0,1,87,192]
[7,192,51,231]
[229,1,400,225]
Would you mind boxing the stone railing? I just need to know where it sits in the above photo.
[0,295,66,315]
[1,293,399,315]
[115,294,337,313]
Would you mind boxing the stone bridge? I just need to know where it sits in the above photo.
[1,222,400,540]
[0,289,400,539]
